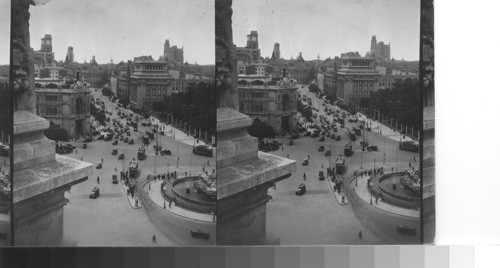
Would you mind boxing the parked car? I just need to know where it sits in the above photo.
[368,145,378,152]
[118,153,124,160]
[335,135,341,141]
[318,145,325,152]
[325,149,331,156]
[111,149,118,155]
[112,140,118,145]
[128,139,134,145]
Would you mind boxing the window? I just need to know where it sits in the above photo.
[46,95,58,102]
[46,106,58,115]
[252,93,264,99]
[252,103,264,112]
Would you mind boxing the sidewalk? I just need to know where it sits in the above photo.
[150,116,212,148]
[326,177,349,205]
[119,177,142,209]
[352,175,419,218]
[146,179,214,223]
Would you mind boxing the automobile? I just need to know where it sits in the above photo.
[104,134,114,141]
[112,174,118,184]
[295,183,307,196]
[89,187,100,199]
[368,145,378,152]
[302,158,309,166]
[325,132,331,138]
[190,229,210,240]
[319,136,325,142]
[291,134,299,139]
[118,153,124,160]
[360,141,369,147]
[318,145,325,152]
[128,139,134,145]
[119,136,124,141]
[325,149,331,156]
[335,135,341,141]
[304,132,311,137]
[112,140,118,145]
[97,135,105,140]
[111,149,118,155]
[160,149,172,156]
[124,137,129,143]
[84,138,92,143]
[82,143,87,149]
[96,162,102,169]
[331,134,336,139]
[318,171,325,181]
[288,140,294,146]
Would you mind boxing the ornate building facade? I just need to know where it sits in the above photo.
[336,52,380,104]
[36,82,92,139]
[238,77,299,135]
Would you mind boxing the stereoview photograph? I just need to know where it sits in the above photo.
[216,0,422,245]
[11,0,215,246]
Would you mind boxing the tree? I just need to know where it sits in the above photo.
[44,122,69,142]
[247,119,275,140]
[309,83,319,93]
[39,68,50,78]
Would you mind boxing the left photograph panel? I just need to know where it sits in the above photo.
[11,0,216,246]
[1,0,12,247]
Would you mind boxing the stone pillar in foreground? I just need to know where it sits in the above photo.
[12,0,93,246]
[215,0,295,245]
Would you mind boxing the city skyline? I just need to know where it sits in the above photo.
[232,0,420,61]
[28,0,214,65]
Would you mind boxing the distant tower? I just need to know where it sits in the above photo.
[41,34,52,52]
[273,42,280,60]
[90,55,98,66]
[66,46,74,63]
[164,39,170,54]
[246,31,259,49]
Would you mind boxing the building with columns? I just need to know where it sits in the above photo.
[238,77,299,135]
[36,81,92,139]
[336,52,380,104]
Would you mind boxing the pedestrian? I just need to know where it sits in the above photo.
[207,160,210,166]
[391,167,394,172]
[75,149,78,154]
[169,200,172,208]
[282,146,284,151]
[101,158,104,163]
[273,183,277,190]
[359,231,363,239]
[114,166,117,172]
[308,155,310,160]
[81,157,83,161]
[97,176,100,184]
[303,173,306,181]
[287,154,289,159]
[321,162,324,168]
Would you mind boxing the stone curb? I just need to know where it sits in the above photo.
[326,177,348,205]
[119,177,142,209]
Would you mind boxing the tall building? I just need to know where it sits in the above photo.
[65,46,74,63]
[163,39,184,64]
[238,77,299,135]
[35,81,92,139]
[336,52,379,104]
[33,34,56,77]
[272,43,280,60]
[246,31,258,49]
[370,35,391,61]
[236,31,261,63]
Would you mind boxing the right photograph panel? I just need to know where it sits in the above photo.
[216,0,422,245]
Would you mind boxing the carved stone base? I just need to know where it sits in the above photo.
[217,108,295,245]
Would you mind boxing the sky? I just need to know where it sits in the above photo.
[0,0,10,65]
[25,0,214,65]
[232,0,420,61]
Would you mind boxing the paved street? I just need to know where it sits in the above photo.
[266,85,420,244]
[62,89,215,246]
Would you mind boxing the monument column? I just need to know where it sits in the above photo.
[11,0,93,246]
[216,0,296,245]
